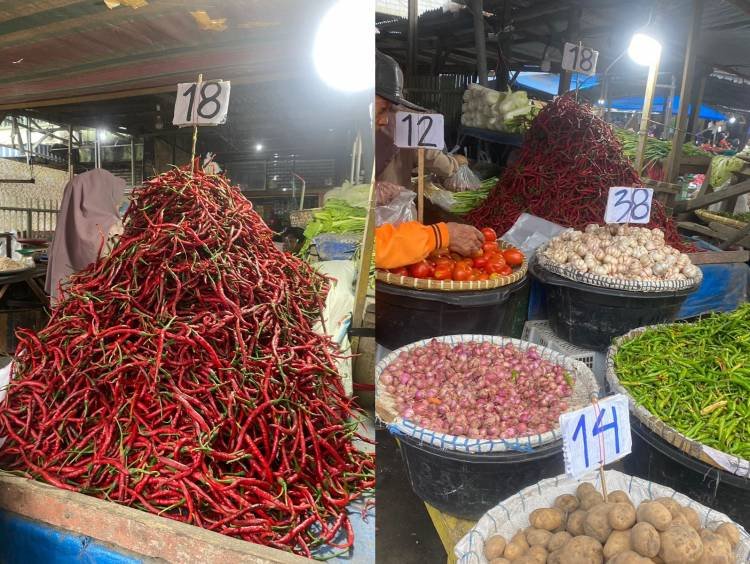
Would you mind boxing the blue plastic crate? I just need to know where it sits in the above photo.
[313,234,360,261]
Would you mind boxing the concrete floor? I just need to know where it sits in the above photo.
[375,428,446,564]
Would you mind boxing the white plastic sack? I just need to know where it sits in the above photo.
[455,469,750,563]
[375,188,416,227]
[444,164,481,192]
[424,183,457,212]
[502,213,566,256]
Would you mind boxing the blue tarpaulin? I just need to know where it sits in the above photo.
[608,95,727,121]
[513,72,599,94]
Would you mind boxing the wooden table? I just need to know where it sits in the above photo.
[0,265,48,307]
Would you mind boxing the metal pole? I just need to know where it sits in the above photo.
[634,57,661,175]
[130,137,136,188]
[407,0,418,78]
[665,0,704,183]
[471,0,488,86]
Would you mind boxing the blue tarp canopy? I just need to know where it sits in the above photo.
[513,72,599,95]
[608,95,727,121]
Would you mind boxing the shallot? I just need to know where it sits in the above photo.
[379,340,573,439]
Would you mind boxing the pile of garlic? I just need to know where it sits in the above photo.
[543,225,701,281]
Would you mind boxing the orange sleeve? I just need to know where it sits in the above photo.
[375,222,450,270]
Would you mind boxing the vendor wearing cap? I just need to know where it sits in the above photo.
[374,50,483,269]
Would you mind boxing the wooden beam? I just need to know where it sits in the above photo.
[665,0,704,183]
[635,59,661,174]
[470,0,488,85]
[689,249,750,265]
[407,0,419,77]
[558,4,582,95]
[686,75,706,136]
[676,178,750,212]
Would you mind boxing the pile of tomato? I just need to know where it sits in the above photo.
[389,227,525,282]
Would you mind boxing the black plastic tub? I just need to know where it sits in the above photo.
[394,433,564,519]
[625,418,750,528]
[375,277,528,351]
[529,262,697,351]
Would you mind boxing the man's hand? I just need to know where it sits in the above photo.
[454,154,468,167]
[446,222,484,256]
[376,181,403,205]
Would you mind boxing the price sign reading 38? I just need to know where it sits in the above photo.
[559,394,632,478]
[605,186,654,224]
[173,80,231,127]
[394,111,445,149]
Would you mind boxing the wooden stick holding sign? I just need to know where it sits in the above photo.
[394,111,445,224]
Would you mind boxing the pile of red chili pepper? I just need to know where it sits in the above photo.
[467,96,687,249]
[0,165,374,557]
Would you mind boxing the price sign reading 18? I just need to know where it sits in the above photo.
[173,80,231,127]
[559,394,632,478]
[394,111,445,149]
[562,42,599,76]
[605,187,654,224]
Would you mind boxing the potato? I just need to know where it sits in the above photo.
[603,529,633,560]
[525,528,552,548]
[555,494,580,513]
[484,535,507,560]
[697,531,733,564]
[548,531,573,552]
[671,513,690,527]
[608,550,653,564]
[529,508,564,531]
[608,490,633,505]
[488,559,510,564]
[580,491,605,510]
[654,497,683,519]
[637,501,673,531]
[631,522,661,558]
[512,531,530,550]
[659,525,703,564]
[682,507,701,531]
[577,482,597,499]
[518,545,548,563]
[558,535,603,564]
[583,503,613,543]
[567,510,588,536]
[503,541,526,561]
[714,522,740,548]
[547,549,563,564]
[609,502,637,530]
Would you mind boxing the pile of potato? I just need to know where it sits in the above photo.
[483,483,741,564]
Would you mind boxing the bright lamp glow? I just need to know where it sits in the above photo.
[597,99,605,105]
[255,143,263,152]
[313,0,374,92]
[628,32,662,66]
[729,116,737,124]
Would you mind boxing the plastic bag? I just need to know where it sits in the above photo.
[376,188,416,226]
[424,182,457,212]
[501,213,567,256]
[443,164,481,192]
[323,181,371,209]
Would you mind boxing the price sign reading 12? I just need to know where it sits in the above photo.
[173,80,231,127]
[605,187,654,224]
[559,394,632,478]
[394,111,445,149]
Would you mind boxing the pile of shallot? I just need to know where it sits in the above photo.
[378,340,573,439]
[542,224,701,281]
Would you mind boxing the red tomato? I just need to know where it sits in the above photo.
[452,263,471,281]
[482,241,499,255]
[434,265,452,280]
[389,267,408,276]
[478,273,489,281]
[434,256,455,268]
[481,227,497,242]
[408,261,433,279]
[472,255,488,269]
[486,256,507,274]
[503,248,524,267]
[499,265,513,276]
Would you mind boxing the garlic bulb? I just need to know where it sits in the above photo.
[543,224,699,282]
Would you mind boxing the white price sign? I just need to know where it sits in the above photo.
[394,111,444,149]
[560,394,632,478]
[562,42,599,76]
[605,186,654,224]
[173,80,231,127]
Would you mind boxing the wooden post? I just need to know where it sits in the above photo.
[471,0,488,86]
[686,75,706,137]
[190,73,203,173]
[407,0,418,78]
[417,148,425,222]
[558,5,582,95]
[662,74,675,138]
[634,58,661,174]
[665,0,704,183]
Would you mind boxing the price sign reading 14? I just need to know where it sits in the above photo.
[559,394,632,478]
[562,42,599,76]
[394,111,445,149]
[173,80,231,127]
[605,187,654,224]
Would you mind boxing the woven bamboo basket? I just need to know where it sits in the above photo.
[289,208,321,229]
[695,209,748,230]
[376,240,527,291]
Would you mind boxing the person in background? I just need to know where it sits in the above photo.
[46,169,126,302]
[374,50,484,270]
[281,227,305,255]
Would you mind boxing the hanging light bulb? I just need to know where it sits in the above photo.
[154,104,164,130]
